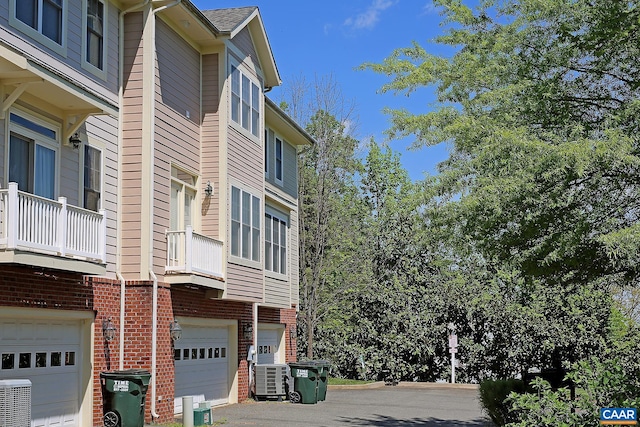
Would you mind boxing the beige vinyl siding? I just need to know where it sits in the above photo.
[265,134,298,200]
[59,140,80,206]
[290,208,299,305]
[0,118,5,182]
[86,115,119,274]
[202,53,221,239]
[120,12,145,276]
[232,27,259,71]
[282,140,298,199]
[228,127,262,190]
[265,128,273,180]
[153,19,202,275]
[264,275,289,308]
[226,263,263,302]
[226,126,264,295]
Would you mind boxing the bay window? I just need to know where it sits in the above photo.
[230,63,261,138]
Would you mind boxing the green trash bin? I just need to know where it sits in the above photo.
[314,360,330,401]
[288,362,319,404]
[100,369,151,427]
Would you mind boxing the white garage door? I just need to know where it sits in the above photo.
[0,319,81,427]
[174,325,229,414]
[257,329,279,365]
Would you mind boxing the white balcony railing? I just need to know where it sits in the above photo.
[166,226,223,279]
[0,182,106,263]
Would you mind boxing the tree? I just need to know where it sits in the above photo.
[362,0,640,378]
[279,75,363,359]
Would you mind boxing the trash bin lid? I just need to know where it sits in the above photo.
[289,362,317,368]
[100,369,151,379]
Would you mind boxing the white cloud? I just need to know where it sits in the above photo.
[344,0,397,30]
[420,2,439,16]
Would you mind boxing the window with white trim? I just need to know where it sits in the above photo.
[85,0,104,70]
[231,186,260,262]
[230,63,261,138]
[14,0,64,45]
[8,111,58,200]
[83,145,101,211]
[265,212,287,275]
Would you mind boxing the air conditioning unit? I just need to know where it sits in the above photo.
[0,379,31,427]
[255,364,288,399]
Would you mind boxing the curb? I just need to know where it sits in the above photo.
[328,381,478,390]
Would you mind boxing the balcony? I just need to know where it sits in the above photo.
[165,226,224,290]
[0,183,106,275]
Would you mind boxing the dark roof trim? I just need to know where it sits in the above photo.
[265,97,315,146]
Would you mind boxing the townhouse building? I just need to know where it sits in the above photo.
[0,1,311,425]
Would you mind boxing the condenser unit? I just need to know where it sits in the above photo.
[0,379,31,427]
[255,364,288,399]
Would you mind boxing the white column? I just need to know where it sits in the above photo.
[6,183,18,249]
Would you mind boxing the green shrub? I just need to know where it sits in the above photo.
[479,379,526,426]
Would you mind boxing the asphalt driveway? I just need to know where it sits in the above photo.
[204,383,492,427]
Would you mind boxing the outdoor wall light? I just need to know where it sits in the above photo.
[69,132,82,150]
[204,181,213,197]
[169,319,182,341]
[242,322,253,341]
[102,318,116,342]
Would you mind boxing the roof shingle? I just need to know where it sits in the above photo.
[201,7,257,33]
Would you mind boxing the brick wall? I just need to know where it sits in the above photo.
[0,268,298,425]
[258,306,298,363]
[90,277,175,426]
[0,265,91,310]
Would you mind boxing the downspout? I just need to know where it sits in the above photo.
[116,273,125,371]
[117,0,149,385]
[148,0,182,420]
[249,303,258,396]
[149,269,159,419]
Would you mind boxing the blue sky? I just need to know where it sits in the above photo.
[192,0,452,181]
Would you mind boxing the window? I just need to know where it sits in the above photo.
[86,0,104,70]
[275,137,283,183]
[230,64,261,137]
[84,145,101,211]
[15,0,63,45]
[265,212,287,275]
[231,186,260,262]
[264,129,269,176]
[8,112,58,200]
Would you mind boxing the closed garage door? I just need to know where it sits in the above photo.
[0,318,81,427]
[257,328,279,365]
[174,325,229,414]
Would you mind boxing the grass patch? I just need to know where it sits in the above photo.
[328,377,376,385]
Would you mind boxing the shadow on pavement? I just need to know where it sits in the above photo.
[337,415,492,426]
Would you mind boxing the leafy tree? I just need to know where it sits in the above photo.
[297,109,362,359]
[328,142,447,381]
[362,0,640,379]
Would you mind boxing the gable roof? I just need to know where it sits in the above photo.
[201,7,280,88]
[201,7,257,33]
